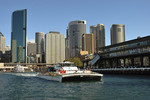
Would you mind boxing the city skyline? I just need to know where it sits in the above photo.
[0,0,150,46]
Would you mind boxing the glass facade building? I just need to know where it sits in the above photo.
[11,9,27,63]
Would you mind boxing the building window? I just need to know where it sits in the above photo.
[118,28,121,32]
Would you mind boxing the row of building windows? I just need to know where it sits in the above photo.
[103,46,150,57]
[104,40,150,53]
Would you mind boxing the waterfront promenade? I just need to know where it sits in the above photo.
[92,67,150,75]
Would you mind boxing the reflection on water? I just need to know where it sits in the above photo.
[0,73,150,100]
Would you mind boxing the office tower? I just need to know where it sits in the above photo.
[65,27,69,59]
[11,9,27,63]
[90,26,97,52]
[68,20,86,58]
[35,32,44,63]
[45,31,65,64]
[97,24,105,49]
[90,23,105,53]
[0,32,6,54]
[82,33,94,54]
[111,24,125,45]
[35,32,44,54]
[27,42,36,56]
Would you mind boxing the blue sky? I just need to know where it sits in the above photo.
[0,0,150,46]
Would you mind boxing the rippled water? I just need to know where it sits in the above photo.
[0,73,150,100]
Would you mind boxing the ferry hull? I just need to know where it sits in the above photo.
[37,73,103,82]
[37,75,62,82]
[62,73,103,82]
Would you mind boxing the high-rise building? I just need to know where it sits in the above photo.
[11,9,27,63]
[90,23,105,53]
[27,42,36,56]
[111,24,125,45]
[45,31,65,64]
[65,27,69,59]
[97,24,105,49]
[82,33,94,54]
[90,26,97,52]
[0,32,6,54]
[35,32,44,54]
[68,20,86,58]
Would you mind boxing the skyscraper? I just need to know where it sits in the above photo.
[65,27,69,59]
[35,32,44,54]
[45,31,65,64]
[110,24,125,45]
[90,23,105,53]
[82,33,94,54]
[97,24,105,49]
[11,9,27,63]
[68,20,86,58]
[0,32,6,54]
[90,26,97,53]
[27,42,36,56]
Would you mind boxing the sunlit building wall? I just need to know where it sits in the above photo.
[82,33,94,54]
[0,32,6,54]
[45,31,65,64]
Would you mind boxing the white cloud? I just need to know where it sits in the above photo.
[27,39,35,43]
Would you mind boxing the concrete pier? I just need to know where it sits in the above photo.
[92,68,150,75]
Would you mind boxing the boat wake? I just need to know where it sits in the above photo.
[4,72,39,77]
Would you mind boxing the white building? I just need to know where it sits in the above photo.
[0,32,6,54]
[45,31,65,64]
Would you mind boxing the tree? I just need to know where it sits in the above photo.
[65,57,83,67]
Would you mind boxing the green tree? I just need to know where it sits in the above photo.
[65,57,83,67]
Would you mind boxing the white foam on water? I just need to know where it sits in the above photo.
[4,72,39,77]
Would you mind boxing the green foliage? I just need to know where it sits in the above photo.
[65,57,83,67]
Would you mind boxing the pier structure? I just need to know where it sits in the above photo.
[82,35,150,74]
[92,68,150,75]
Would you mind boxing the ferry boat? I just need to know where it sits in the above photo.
[13,64,25,73]
[37,61,103,82]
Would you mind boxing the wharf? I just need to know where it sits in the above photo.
[92,67,150,75]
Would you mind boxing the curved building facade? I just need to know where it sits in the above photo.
[111,24,125,45]
[68,20,86,58]
[90,24,105,53]
[97,24,105,49]
[35,32,44,54]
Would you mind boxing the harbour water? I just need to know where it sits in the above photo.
[0,73,150,100]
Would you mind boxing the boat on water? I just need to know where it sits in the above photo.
[37,61,103,82]
[13,64,25,73]
[10,64,38,76]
